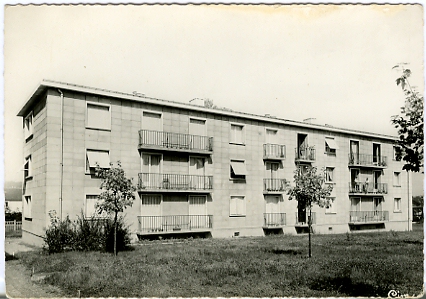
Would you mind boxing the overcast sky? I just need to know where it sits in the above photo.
[3,5,424,191]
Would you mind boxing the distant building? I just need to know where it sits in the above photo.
[18,80,412,246]
[4,182,22,213]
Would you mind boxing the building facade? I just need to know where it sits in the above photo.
[18,80,412,246]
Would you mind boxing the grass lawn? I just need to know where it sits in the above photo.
[17,226,423,298]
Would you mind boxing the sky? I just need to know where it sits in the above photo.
[3,4,424,194]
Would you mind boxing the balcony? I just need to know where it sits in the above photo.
[348,154,387,168]
[263,179,287,194]
[137,215,213,235]
[138,130,213,154]
[295,212,316,226]
[138,173,213,193]
[263,144,286,160]
[349,211,389,224]
[295,146,316,163]
[263,213,286,228]
[348,182,388,195]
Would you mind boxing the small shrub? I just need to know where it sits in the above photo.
[103,217,132,253]
[43,215,76,254]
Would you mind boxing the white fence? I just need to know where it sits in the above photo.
[5,220,22,232]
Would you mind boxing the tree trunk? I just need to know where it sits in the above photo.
[114,211,117,256]
[308,207,312,258]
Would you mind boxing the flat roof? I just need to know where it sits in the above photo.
[18,79,398,141]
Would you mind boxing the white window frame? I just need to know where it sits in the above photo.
[230,195,246,217]
[230,159,247,180]
[24,112,33,141]
[325,167,334,183]
[393,172,401,187]
[265,128,278,144]
[86,102,111,131]
[325,197,336,214]
[86,149,110,174]
[189,117,207,135]
[140,194,163,216]
[24,155,32,179]
[230,123,245,145]
[394,198,402,212]
[24,195,32,220]
[142,110,163,131]
[84,194,108,219]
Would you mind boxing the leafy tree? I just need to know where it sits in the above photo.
[391,66,424,172]
[287,166,333,257]
[96,161,136,255]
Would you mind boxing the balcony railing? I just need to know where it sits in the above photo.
[137,215,213,233]
[348,182,388,194]
[263,213,286,227]
[138,173,213,191]
[263,179,287,192]
[349,211,389,223]
[295,212,316,225]
[295,146,316,162]
[263,144,286,160]
[138,130,213,152]
[348,153,387,168]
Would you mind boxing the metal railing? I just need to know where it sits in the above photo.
[348,182,388,194]
[263,179,287,192]
[348,153,387,167]
[295,212,316,225]
[137,215,213,233]
[139,130,213,152]
[138,173,213,191]
[263,144,286,159]
[263,213,286,227]
[295,146,316,162]
[5,220,22,232]
[349,211,389,223]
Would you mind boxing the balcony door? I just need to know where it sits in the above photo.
[373,143,381,164]
[140,195,162,231]
[189,195,208,228]
[141,154,162,188]
[350,140,359,164]
[189,157,206,189]
[374,197,382,211]
[373,171,381,191]
[297,134,308,159]
[143,112,162,145]
[189,118,206,150]
[351,197,361,211]
[265,195,280,214]
[266,162,279,190]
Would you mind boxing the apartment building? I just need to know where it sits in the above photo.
[18,80,412,246]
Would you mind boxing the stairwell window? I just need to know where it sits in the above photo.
[325,167,334,183]
[86,149,110,174]
[230,160,247,180]
[230,196,246,216]
[24,112,33,141]
[24,196,32,220]
[230,124,244,145]
[24,156,32,179]
[86,103,111,130]
[394,198,401,212]
[325,137,338,156]
[393,172,401,187]
[325,197,336,214]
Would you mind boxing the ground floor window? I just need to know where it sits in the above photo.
[24,196,32,220]
[394,198,401,212]
[230,196,246,216]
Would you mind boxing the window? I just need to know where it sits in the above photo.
[325,137,338,155]
[394,198,401,212]
[24,112,33,140]
[230,160,247,180]
[230,124,244,144]
[85,195,107,218]
[86,150,110,173]
[24,156,32,179]
[86,103,111,130]
[230,196,246,216]
[393,146,402,161]
[325,197,336,214]
[393,172,401,187]
[325,167,334,183]
[24,196,32,219]
[265,129,278,144]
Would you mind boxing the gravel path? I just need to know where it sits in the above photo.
[5,238,64,298]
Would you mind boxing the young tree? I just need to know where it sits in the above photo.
[391,66,424,172]
[287,166,333,258]
[96,161,136,255]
